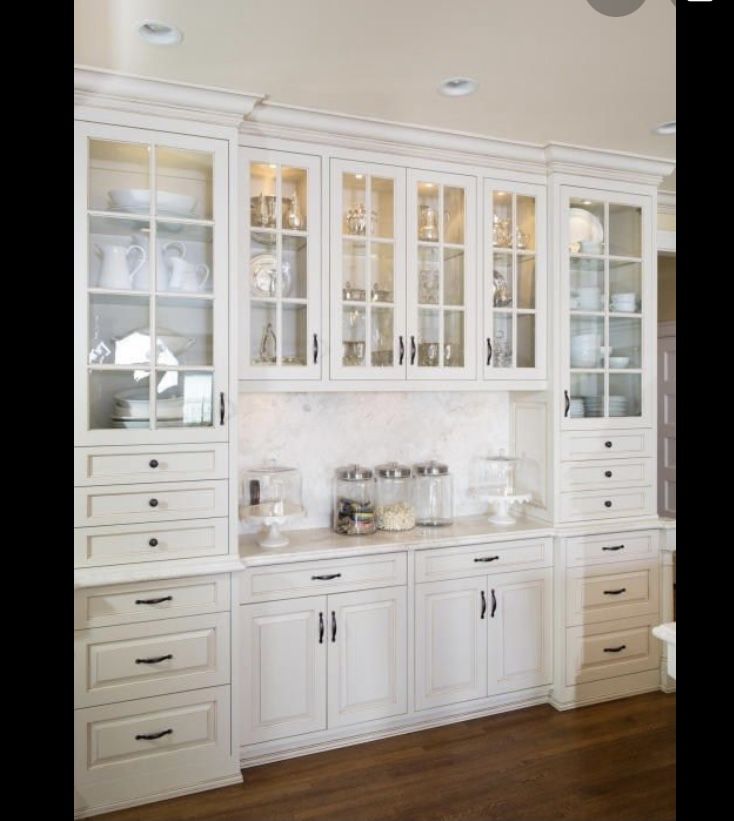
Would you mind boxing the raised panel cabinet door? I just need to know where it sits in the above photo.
[327,587,407,729]
[486,568,552,696]
[240,596,327,745]
[415,577,487,711]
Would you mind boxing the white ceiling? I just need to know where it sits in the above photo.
[74,0,676,189]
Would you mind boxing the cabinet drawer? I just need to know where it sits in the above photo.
[75,480,228,527]
[560,459,653,492]
[74,519,228,567]
[565,530,659,567]
[75,575,230,629]
[415,539,553,584]
[565,616,660,686]
[74,686,231,800]
[74,444,229,486]
[559,487,654,522]
[566,561,660,626]
[240,553,407,603]
[561,429,653,461]
[75,613,229,707]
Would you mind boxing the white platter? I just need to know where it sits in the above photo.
[569,208,604,251]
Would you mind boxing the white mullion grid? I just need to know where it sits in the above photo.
[149,142,157,431]
[365,174,373,369]
[603,200,610,419]
[438,184,445,368]
[511,193,518,368]
[275,165,283,365]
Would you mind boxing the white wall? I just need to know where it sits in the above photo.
[239,392,510,531]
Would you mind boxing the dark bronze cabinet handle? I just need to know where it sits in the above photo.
[410,335,416,365]
[490,589,497,618]
[486,338,493,366]
[564,390,570,417]
[603,645,626,653]
[313,333,319,364]
[318,612,324,644]
[474,556,499,563]
[604,470,613,478]
[399,335,405,365]
[220,392,225,425]
[148,538,158,547]
[331,611,337,642]
[480,590,487,619]
[149,459,159,469]
[604,440,613,448]
[135,596,173,605]
[604,500,612,508]
[135,654,173,665]
[135,729,173,741]
[603,588,627,596]
[311,573,342,581]
[602,544,624,551]
[149,498,159,508]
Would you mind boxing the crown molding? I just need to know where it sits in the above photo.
[544,144,675,188]
[74,66,265,128]
[657,190,676,215]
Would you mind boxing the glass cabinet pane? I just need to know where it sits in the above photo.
[443,248,464,306]
[493,254,513,308]
[609,203,642,258]
[89,370,151,430]
[609,260,641,313]
[282,236,308,300]
[443,311,464,367]
[157,223,213,294]
[342,173,368,235]
[156,297,213,368]
[156,147,213,221]
[371,244,394,303]
[417,183,440,241]
[250,163,278,228]
[282,304,309,366]
[444,187,465,245]
[570,257,604,310]
[418,246,440,305]
[282,167,308,231]
[571,316,605,369]
[517,256,535,309]
[492,191,513,248]
[89,293,149,366]
[417,309,440,366]
[609,373,642,417]
[89,140,150,214]
[517,314,535,368]
[609,316,642,369]
[569,198,604,254]
[571,372,605,418]
[89,216,149,291]
[516,196,536,251]
[342,240,367,298]
[156,370,212,427]
[371,307,394,367]
[493,313,513,368]
[371,177,394,238]
[343,306,366,366]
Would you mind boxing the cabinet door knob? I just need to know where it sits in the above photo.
[149,459,159,469]
[604,500,612,508]
[604,470,612,478]
[149,498,159,507]
[148,538,159,547]
[604,440,613,448]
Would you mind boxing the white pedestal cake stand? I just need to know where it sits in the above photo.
[485,493,532,525]
[244,501,305,548]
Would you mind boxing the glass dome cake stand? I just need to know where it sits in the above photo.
[475,450,532,525]
[243,500,305,548]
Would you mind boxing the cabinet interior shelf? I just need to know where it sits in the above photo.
[570,311,643,319]
[570,254,642,263]
[570,368,643,374]
[88,287,214,301]
[87,364,215,373]
[88,209,215,228]
[250,226,308,238]
[492,308,537,315]
[250,296,308,306]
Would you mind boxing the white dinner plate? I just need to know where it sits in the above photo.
[569,208,604,250]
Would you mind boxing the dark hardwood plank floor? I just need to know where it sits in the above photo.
[96,692,675,821]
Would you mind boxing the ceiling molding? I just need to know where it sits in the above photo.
[657,190,676,215]
[544,144,675,188]
[74,66,265,128]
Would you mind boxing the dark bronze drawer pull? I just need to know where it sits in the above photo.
[318,612,324,644]
[490,589,497,618]
[603,588,627,596]
[135,596,173,605]
[474,556,499,563]
[603,645,627,653]
[311,573,342,581]
[331,611,337,642]
[480,590,486,619]
[602,545,624,551]
[135,729,173,741]
[135,654,173,665]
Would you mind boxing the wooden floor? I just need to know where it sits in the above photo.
[97,692,675,821]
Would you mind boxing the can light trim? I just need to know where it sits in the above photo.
[137,21,184,46]
[652,120,676,136]
[439,77,478,97]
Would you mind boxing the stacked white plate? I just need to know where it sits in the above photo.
[110,387,183,426]
[611,293,638,313]
[569,397,585,418]
[571,333,601,368]
[583,395,628,417]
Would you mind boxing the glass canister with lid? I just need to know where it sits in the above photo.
[413,460,453,526]
[374,462,415,531]
[333,464,376,536]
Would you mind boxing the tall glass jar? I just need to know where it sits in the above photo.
[333,465,376,535]
[375,462,415,531]
[413,460,453,526]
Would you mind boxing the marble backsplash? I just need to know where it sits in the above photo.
[238,392,510,532]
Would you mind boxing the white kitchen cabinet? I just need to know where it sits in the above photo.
[486,568,552,695]
[415,577,487,710]
[484,180,547,380]
[75,121,230,446]
[407,170,477,380]
[239,148,322,380]
[327,587,407,728]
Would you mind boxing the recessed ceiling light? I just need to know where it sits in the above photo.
[652,120,676,136]
[439,77,478,97]
[137,21,183,46]
[355,174,364,180]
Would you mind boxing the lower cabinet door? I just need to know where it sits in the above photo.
[486,568,552,696]
[415,577,487,711]
[327,587,407,729]
[240,596,327,744]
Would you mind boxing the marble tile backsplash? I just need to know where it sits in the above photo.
[239,392,510,532]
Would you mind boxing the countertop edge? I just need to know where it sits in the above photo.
[74,556,246,589]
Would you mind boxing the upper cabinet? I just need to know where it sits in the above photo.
[74,121,230,445]
[407,170,477,380]
[561,187,654,428]
[330,160,406,380]
[484,180,547,380]
[239,149,322,380]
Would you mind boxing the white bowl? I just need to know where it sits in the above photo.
[580,241,603,254]
[108,188,197,217]
[571,354,600,368]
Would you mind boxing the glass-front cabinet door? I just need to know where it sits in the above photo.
[239,149,321,380]
[407,170,477,380]
[484,180,546,380]
[562,187,653,427]
[74,121,229,445]
[330,160,406,379]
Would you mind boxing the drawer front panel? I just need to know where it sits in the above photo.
[75,480,228,527]
[74,519,228,567]
[74,686,231,790]
[75,575,230,629]
[240,553,407,603]
[565,530,659,567]
[566,562,660,626]
[75,613,229,707]
[561,429,653,461]
[415,539,553,584]
[560,487,654,522]
[565,616,660,686]
[560,459,652,492]
[74,444,229,486]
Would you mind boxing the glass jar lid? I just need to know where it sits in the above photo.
[414,460,449,476]
[484,448,518,463]
[375,461,412,479]
[336,463,374,481]
[248,457,297,474]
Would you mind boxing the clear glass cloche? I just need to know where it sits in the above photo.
[242,458,303,517]
[480,449,519,497]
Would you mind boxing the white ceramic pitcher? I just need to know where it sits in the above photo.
[95,243,146,290]
[168,257,211,293]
